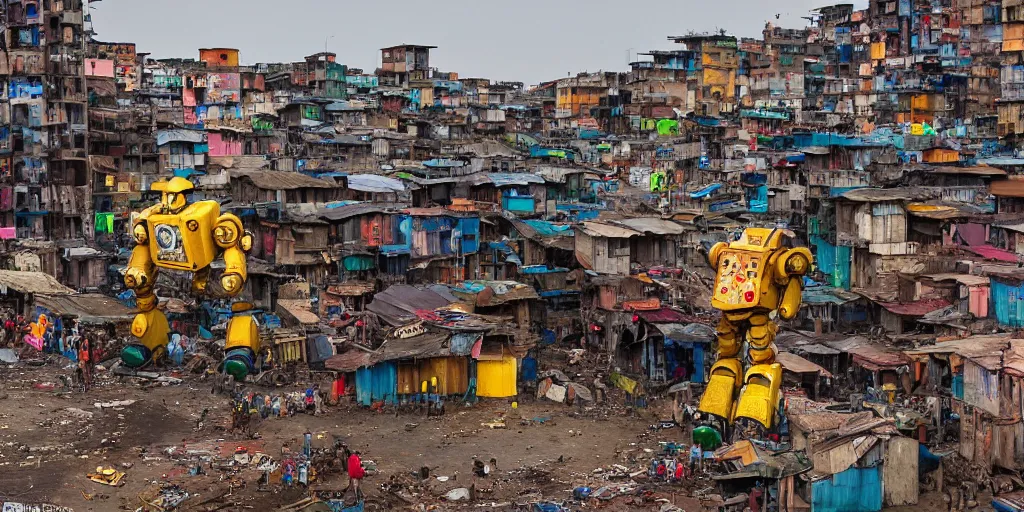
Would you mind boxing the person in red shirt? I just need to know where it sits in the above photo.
[347,451,365,498]
[78,338,92,391]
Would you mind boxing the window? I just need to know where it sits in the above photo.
[610,238,630,257]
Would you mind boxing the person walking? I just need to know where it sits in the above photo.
[347,451,365,498]
[78,337,92,391]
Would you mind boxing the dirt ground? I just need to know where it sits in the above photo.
[0,361,709,511]
[0,361,992,512]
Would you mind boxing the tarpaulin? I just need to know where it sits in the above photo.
[610,372,640,395]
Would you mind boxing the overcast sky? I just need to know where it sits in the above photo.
[90,0,828,86]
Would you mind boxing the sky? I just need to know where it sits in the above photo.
[90,0,825,86]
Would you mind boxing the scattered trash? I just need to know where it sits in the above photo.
[86,466,126,486]
[445,488,472,501]
[94,400,136,409]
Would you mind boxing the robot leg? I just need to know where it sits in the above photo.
[122,245,169,367]
[734,313,783,430]
[123,287,170,368]
[698,316,744,422]
[223,304,260,381]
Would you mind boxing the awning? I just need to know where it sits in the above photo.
[777,351,833,378]
[34,293,134,324]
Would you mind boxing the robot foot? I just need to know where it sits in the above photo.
[733,363,784,430]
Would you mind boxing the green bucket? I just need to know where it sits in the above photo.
[121,345,149,368]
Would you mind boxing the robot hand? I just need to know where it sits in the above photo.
[221,274,244,295]
[124,267,150,290]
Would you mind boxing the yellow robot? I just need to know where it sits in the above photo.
[696,227,812,439]
[122,177,260,381]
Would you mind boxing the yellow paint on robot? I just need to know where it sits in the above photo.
[698,228,812,431]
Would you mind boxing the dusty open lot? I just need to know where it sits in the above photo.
[0,361,710,511]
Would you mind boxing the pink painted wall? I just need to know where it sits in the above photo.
[85,59,115,78]
[207,132,242,157]
[969,285,989,318]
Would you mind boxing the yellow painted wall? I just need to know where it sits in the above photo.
[557,87,602,115]
[870,42,886,60]
[477,354,518,398]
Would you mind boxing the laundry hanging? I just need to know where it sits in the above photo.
[94,212,114,233]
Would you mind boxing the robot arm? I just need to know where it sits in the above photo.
[212,213,254,296]
[773,247,812,320]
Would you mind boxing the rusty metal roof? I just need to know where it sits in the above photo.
[229,169,338,190]
[876,298,950,317]
[577,221,642,238]
[0,270,74,295]
[991,178,1024,198]
[34,293,134,324]
[777,351,833,378]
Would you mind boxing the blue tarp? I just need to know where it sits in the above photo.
[689,183,721,199]
[811,466,883,512]
[521,220,574,237]
[520,265,569,274]
[356,362,397,406]
[811,235,852,290]
[487,172,545,187]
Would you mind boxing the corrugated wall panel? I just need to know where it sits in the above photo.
[991,277,1024,328]
[811,235,851,289]
[477,354,518,398]
[811,466,883,512]
[355,362,397,406]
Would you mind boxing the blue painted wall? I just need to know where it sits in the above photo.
[811,466,883,512]
[356,362,397,406]
[991,277,1024,328]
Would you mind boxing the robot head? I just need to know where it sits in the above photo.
[152,177,195,214]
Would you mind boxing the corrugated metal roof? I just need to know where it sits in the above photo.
[374,332,451,362]
[840,187,935,202]
[366,285,454,326]
[229,170,338,190]
[0,270,74,295]
[777,351,833,378]
[789,410,875,433]
[904,334,1009,358]
[921,273,990,287]
[928,165,1007,176]
[276,299,319,325]
[965,244,1018,263]
[467,172,545,187]
[536,166,585,183]
[613,217,685,235]
[317,202,407,221]
[1003,339,1024,377]
[577,221,642,238]
[877,298,950,316]
[991,178,1024,198]
[825,337,907,368]
[346,174,406,193]
[655,322,716,342]
[34,293,134,323]
[324,348,373,372]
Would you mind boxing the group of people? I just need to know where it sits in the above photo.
[650,442,707,482]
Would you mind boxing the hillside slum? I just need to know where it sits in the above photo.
[5,0,1024,510]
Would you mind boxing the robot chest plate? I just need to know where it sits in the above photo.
[147,213,214,270]
[713,250,765,306]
